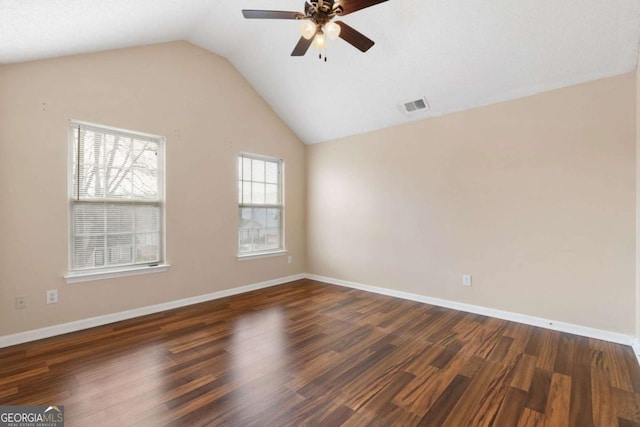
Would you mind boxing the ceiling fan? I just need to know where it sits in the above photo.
[242,0,388,58]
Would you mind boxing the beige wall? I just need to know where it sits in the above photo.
[0,42,636,339]
[0,42,306,335]
[307,73,636,334]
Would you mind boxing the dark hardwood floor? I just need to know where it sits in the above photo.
[1,279,640,426]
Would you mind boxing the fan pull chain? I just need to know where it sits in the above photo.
[319,48,327,62]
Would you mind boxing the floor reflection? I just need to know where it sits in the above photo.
[228,307,291,421]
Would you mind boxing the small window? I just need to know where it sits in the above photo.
[238,154,284,256]
[68,120,165,275]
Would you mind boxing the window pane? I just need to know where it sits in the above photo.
[107,235,133,265]
[238,157,243,180]
[106,167,132,198]
[253,208,267,228]
[238,229,252,253]
[266,184,278,205]
[80,166,106,198]
[104,136,134,198]
[252,159,265,183]
[253,228,267,250]
[265,161,278,184]
[135,140,158,169]
[132,167,158,199]
[105,135,132,170]
[242,157,252,181]
[136,233,159,263]
[252,182,265,204]
[107,204,133,234]
[135,205,159,232]
[242,181,252,204]
[80,130,104,166]
[74,203,105,235]
[72,160,79,199]
[267,209,280,227]
[73,235,105,269]
[265,228,280,249]
[239,208,252,229]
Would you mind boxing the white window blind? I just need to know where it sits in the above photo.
[69,121,165,272]
[238,154,284,255]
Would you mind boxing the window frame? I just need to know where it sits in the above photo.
[65,119,168,283]
[237,153,286,260]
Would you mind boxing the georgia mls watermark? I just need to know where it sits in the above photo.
[0,406,64,427]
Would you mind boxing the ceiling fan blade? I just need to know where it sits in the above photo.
[336,21,375,52]
[242,10,302,19]
[291,36,314,56]
[336,0,388,16]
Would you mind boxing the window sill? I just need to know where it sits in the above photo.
[65,264,170,284]
[237,250,287,261]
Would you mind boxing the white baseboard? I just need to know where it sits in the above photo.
[305,274,636,347]
[2,272,636,353]
[0,274,305,349]
[632,339,640,365]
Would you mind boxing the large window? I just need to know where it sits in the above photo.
[68,120,165,277]
[238,154,284,256]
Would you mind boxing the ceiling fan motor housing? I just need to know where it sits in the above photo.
[308,0,343,21]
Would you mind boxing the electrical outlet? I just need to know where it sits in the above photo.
[46,289,58,304]
[463,275,472,287]
[288,256,293,264]
[15,296,26,310]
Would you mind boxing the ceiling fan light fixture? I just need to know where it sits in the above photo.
[242,0,388,57]
[324,21,341,40]
[313,31,326,49]
[300,21,317,40]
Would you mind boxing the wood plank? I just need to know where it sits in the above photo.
[518,407,545,427]
[315,405,355,426]
[536,330,559,372]
[554,333,575,376]
[511,354,538,392]
[349,371,415,416]
[394,351,473,417]
[417,374,472,426]
[569,360,595,427]
[525,368,552,413]
[493,386,528,426]
[544,372,571,427]
[591,359,617,427]
[488,335,514,363]
[602,342,635,392]
[622,347,640,394]
[619,418,640,427]
[440,358,514,427]
[612,387,640,424]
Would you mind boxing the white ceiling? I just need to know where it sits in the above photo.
[2,0,640,144]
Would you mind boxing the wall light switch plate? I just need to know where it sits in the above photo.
[463,275,472,287]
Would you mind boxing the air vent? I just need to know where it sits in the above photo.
[399,97,430,116]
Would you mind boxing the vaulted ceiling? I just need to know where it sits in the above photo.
[2,0,640,144]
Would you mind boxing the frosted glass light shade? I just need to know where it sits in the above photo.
[300,21,317,40]
[313,32,326,49]
[325,22,341,40]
